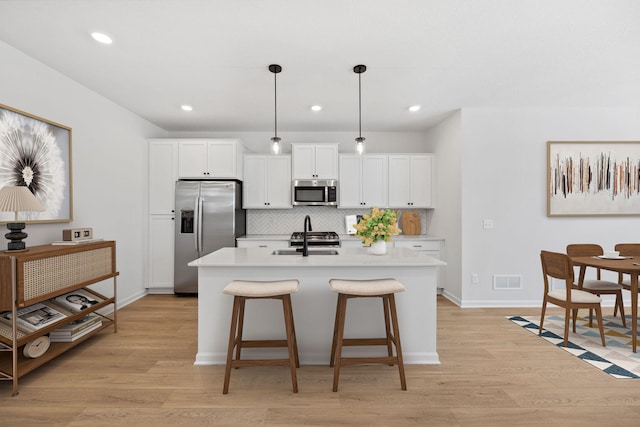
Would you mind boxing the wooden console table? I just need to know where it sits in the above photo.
[0,240,118,396]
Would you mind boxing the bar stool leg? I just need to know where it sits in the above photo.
[388,294,407,390]
[329,294,344,368]
[332,293,348,392]
[223,296,241,394]
[282,295,298,393]
[234,297,246,365]
[383,297,394,365]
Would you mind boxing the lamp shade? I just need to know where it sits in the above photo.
[0,186,45,221]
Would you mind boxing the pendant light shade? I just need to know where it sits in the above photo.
[354,64,367,155]
[269,64,282,155]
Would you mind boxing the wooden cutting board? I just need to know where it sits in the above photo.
[401,211,420,235]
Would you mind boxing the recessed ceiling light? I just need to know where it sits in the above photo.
[408,105,421,112]
[311,105,322,112]
[91,32,113,44]
[181,105,193,111]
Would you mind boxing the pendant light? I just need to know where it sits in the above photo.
[354,64,367,155]
[269,64,282,155]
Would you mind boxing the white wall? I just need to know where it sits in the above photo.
[460,108,640,307]
[424,111,463,304]
[0,41,167,306]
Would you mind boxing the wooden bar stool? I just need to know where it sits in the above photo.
[222,279,300,394]
[329,278,407,392]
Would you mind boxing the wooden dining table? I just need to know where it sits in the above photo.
[571,255,640,352]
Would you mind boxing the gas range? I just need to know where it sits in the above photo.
[290,231,341,247]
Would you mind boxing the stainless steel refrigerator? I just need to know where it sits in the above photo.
[174,180,246,294]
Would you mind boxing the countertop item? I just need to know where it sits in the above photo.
[401,211,421,235]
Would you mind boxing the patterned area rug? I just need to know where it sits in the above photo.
[508,315,640,379]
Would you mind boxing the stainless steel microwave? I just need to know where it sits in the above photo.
[292,179,338,206]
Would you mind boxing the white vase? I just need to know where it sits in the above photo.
[368,240,386,255]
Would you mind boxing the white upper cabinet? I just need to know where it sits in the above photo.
[291,143,339,180]
[243,155,292,209]
[388,154,435,208]
[148,140,178,214]
[338,154,388,208]
[178,139,243,178]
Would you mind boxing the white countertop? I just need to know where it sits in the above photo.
[188,246,446,268]
[237,234,443,241]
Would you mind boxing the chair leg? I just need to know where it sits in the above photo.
[332,293,348,392]
[616,292,626,327]
[388,294,407,391]
[223,296,241,394]
[383,296,394,365]
[594,305,606,347]
[572,308,578,332]
[282,295,298,393]
[563,306,571,347]
[539,300,547,335]
[234,298,246,364]
[588,307,593,328]
[329,294,343,368]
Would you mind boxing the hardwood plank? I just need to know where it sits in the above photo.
[1,294,640,426]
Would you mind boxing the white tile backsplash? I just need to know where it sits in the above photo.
[246,207,427,235]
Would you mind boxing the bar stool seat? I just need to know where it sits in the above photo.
[329,278,407,392]
[222,279,300,394]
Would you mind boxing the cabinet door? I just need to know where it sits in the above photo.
[243,156,268,208]
[148,140,177,214]
[314,144,338,179]
[266,156,292,208]
[178,141,208,177]
[148,214,175,290]
[361,155,388,208]
[338,155,363,208]
[388,155,412,207]
[410,155,434,208]
[207,141,237,178]
[292,144,316,179]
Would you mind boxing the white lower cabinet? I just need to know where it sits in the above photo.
[393,240,443,289]
[236,240,290,249]
[148,214,175,292]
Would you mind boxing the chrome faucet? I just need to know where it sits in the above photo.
[302,215,312,257]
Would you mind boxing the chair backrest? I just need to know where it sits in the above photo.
[566,244,603,257]
[615,243,640,256]
[566,243,604,280]
[540,250,573,297]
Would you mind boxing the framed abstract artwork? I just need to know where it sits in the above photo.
[0,104,72,223]
[547,141,640,216]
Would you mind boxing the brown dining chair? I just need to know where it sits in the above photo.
[566,244,626,327]
[539,250,606,347]
[614,243,640,291]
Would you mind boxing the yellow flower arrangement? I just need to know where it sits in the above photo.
[354,207,402,246]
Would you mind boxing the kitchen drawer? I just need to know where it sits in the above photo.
[236,240,289,249]
[393,240,440,252]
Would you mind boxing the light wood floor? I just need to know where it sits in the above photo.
[2,295,640,426]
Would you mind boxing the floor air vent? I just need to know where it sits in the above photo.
[493,275,522,290]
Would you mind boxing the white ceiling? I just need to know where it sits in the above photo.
[1,0,639,133]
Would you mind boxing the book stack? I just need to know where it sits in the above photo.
[0,303,68,333]
[49,313,102,342]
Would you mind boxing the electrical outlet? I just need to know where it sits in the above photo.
[483,219,494,229]
[471,273,479,284]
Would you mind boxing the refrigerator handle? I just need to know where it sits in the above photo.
[193,196,201,252]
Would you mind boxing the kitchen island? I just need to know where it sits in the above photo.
[188,246,446,365]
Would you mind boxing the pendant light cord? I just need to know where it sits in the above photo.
[274,70,278,139]
[358,71,362,139]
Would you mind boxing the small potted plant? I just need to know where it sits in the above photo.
[354,206,401,255]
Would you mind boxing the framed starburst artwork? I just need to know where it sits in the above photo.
[0,104,72,223]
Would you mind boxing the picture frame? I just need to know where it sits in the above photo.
[0,104,72,223]
[547,141,640,216]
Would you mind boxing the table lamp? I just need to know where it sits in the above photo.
[0,186,45,252]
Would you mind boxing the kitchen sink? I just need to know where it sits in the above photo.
[271,249,339,256]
